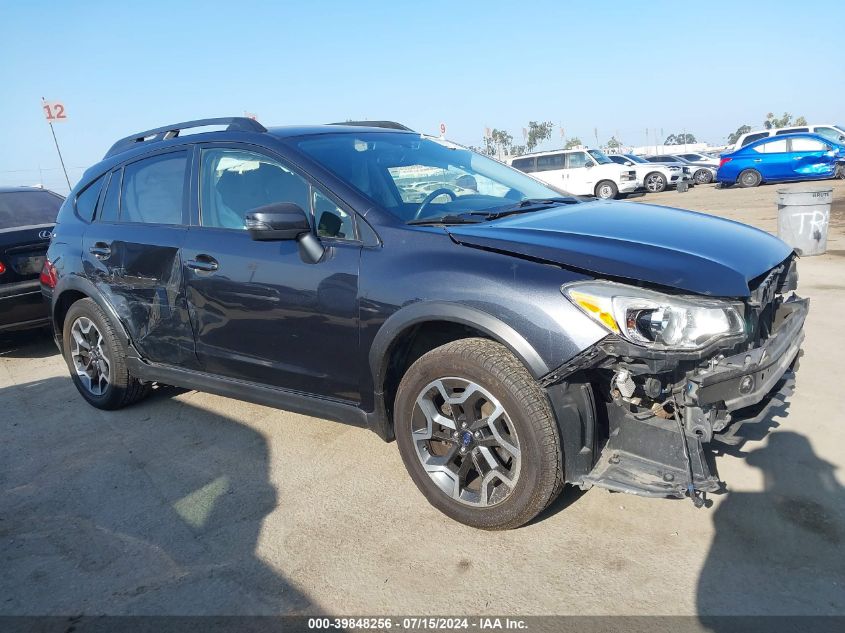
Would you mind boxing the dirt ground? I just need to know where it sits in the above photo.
[2,180,844,619]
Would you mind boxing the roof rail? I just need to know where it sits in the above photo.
[331,120,414,131]
[103,117,267,159]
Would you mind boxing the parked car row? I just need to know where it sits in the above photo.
[507,147,718,197]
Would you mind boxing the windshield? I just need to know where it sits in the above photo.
[587,149,613,165]
[0,190,63,230]
[296,133,571,222]
[624,154,648,164]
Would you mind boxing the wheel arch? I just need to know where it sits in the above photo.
[52,276,134,354]
[367,302,550,441]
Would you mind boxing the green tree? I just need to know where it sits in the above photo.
[606,136,622,149]
[525,120,554,152]
[563,137,582,149]
[665,133,697,145]
[728,124,751,144]
[764,112,807,129]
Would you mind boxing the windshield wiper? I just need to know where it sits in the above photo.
[478,196,579,220]
[407,197,578,226]
[407,214,487,226]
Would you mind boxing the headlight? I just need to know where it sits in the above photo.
[562,281,745,350]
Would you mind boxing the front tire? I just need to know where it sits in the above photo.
[737,169,762,188]
[594,180,618,200]
[694,168,713,184]
[394,338,564,530]
[62,298,150,409]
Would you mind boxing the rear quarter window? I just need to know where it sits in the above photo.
[75,175,106,222]
[0,190,64,230]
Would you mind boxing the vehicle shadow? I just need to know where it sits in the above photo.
[0,327,58,360]
[697,431,845,624]
[0,375,317,615]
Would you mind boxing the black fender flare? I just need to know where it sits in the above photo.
[51,275,137,358]
[368,301,550,394]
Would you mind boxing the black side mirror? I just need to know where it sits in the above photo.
[245,202,325,263]
[245,203,310,241]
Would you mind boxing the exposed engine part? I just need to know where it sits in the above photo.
[614,369,636,398]
[643,377,662,399]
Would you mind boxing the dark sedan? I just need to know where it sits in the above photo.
[0,186,64,332]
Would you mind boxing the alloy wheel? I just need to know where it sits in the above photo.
[411,377,521,507]
[645,174,664,192]
[70,316,111,396]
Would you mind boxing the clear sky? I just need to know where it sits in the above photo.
[2,0,843,193]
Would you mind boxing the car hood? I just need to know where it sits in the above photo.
[446,200,792,297]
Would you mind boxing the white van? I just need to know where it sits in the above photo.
[509,148,637,199]
[733,124,845,149]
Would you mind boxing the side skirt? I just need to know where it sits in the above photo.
[126,358,371,431]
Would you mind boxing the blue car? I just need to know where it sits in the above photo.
[717,132,845,187]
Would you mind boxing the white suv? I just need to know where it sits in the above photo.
[733,124,845,149]
[509,148,637,199]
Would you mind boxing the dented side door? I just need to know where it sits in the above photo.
[80,150,196,367]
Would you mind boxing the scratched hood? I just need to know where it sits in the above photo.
[447,200,792,297]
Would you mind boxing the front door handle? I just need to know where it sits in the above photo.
[752,159,763,163]
[186,254,219,272]
[89,242,112,259]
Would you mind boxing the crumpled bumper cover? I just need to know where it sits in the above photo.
[578,296,808,499]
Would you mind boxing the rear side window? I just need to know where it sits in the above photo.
[120,152,187,225]
[536,154,564,171]
[75,175,106,222]
[511,157,536,173]
[753,139,788,153]
[0,190,63,229]
[740,132,768,147]
[775,128,808,135]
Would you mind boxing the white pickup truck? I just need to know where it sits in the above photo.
[509,148,637,199]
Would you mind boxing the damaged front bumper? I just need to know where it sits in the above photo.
[545,293,808,501]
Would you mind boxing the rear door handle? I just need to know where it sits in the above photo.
[752,159,763,162]
[89,242,112,259]
[186,254,219,272]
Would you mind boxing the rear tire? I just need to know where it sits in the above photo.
[394,338,564,530]
[62,298,150,410]
[644,172,667,193]
[737,169,762,188]
[594,180,618,200]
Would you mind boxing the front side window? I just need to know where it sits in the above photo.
[200,148,310,230]
[587,149,613,165]
[120,152,187,224]
[790,138,826,152]
[814,127,844,143]
[566,152,589,169]
[313,190,355,239]
[296,133,567,223]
